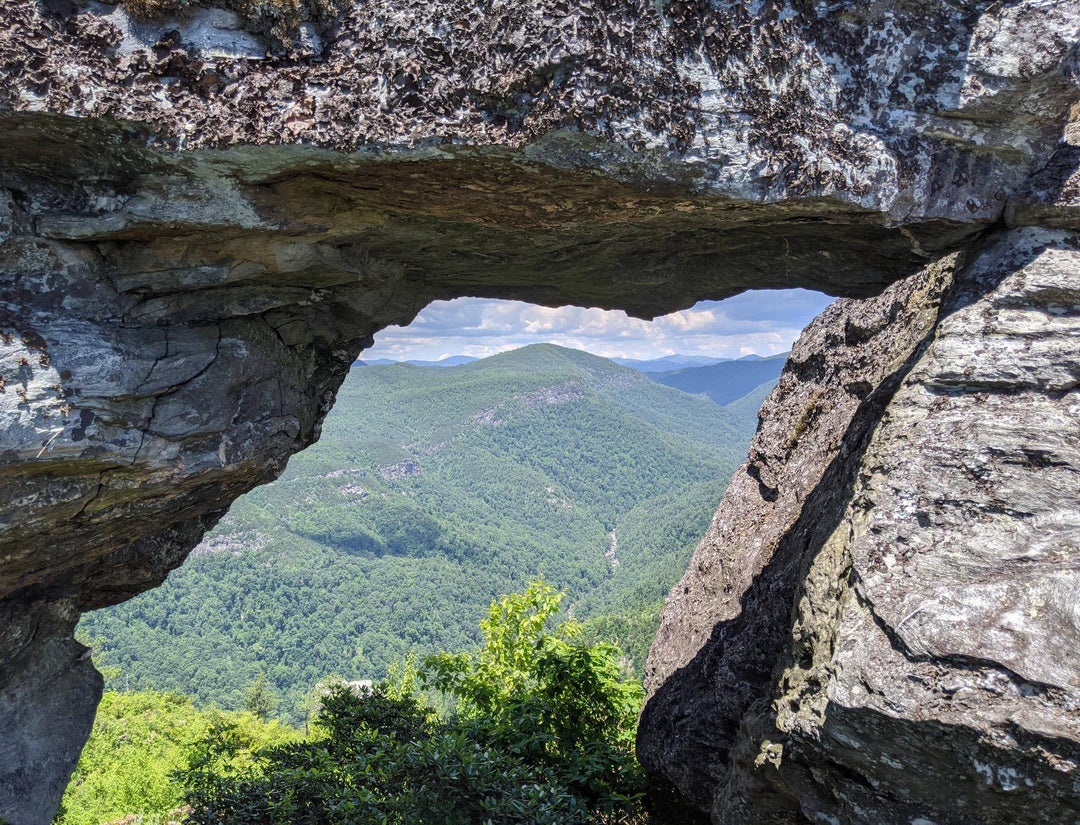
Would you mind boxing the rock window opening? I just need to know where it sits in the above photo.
[76,290,831,726]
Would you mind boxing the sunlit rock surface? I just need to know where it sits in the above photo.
[0,0,1077,821]
[642,230,1080,822]
[769,228,1080,823]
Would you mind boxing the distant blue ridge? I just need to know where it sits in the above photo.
[646,354,788,406]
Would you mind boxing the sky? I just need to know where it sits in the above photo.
[361,288,836,362]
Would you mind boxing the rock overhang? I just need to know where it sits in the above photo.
[0,111,991,332]
[4,0,1077,211]
[1,0,1079,821]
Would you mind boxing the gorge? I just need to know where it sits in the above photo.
[0,0,1078,822]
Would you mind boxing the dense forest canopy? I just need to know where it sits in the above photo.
[62,583,709,824]
[79,344,777,723]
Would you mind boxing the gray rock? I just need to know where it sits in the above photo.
[294,22,323,59]
[641,229,1080,822]
[0,600,101,825]
[88,3,268,59]
[640,251,961,814]
[1,0,1075,225]
[771,227,1080,823]
[0,0,1077,821]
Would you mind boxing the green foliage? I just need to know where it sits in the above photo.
[425,582,568,717]
[579,598,664,680]
[56,691,295,825]
[181,583,647,824]
[723,378,779,432]
[243,673,278,721]
[425,582,645,819]
[79,345,758,722]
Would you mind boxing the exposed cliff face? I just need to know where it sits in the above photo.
[641,227,1080,822]
[770,226,1080,823]
[0,0,1077,821]
[640,251,961,812]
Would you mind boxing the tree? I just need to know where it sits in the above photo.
[181,582,648,824]
[425,581,645,816]
[56,691,294,825]
[243,673,277,721]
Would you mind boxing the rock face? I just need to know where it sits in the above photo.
[640,251,961,813]
[770,227,1080,824]
[640,229,1080,822]
[0,0,1077,821]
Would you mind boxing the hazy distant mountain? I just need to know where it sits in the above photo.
[357,355,479,367]
[405,355,479,367]
[649,352,788,406]
[611,354,731,372]
[363,352,764,371]
[81,344,763,721]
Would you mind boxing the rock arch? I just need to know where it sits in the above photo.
[0,0,1077,821]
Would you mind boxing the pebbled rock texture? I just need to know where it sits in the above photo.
[2,0,1078,224]
[0,0,1077,821]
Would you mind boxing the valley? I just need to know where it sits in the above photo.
[78,344,779,723]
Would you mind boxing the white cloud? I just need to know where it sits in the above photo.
[361,290,835,362]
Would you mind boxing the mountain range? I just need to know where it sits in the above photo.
[357,351,780,373]
[360,355,480,367]
[647,352,788,405]
[80,344,774,722]
[609,354,730,371]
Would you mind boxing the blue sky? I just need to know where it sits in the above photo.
[362,289,835,362]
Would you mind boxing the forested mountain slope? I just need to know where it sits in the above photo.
[80,345,760,722]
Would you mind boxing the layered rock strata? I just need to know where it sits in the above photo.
[0,0,1077,821]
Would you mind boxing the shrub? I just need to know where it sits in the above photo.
[56,692,293,825]
[180,582,648,824]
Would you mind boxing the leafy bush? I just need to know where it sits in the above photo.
[55,692,294,825]
[425,582,646,819]
[180,583,648,824]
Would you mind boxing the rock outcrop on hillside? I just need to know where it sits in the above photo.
[0,0,1077,821]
